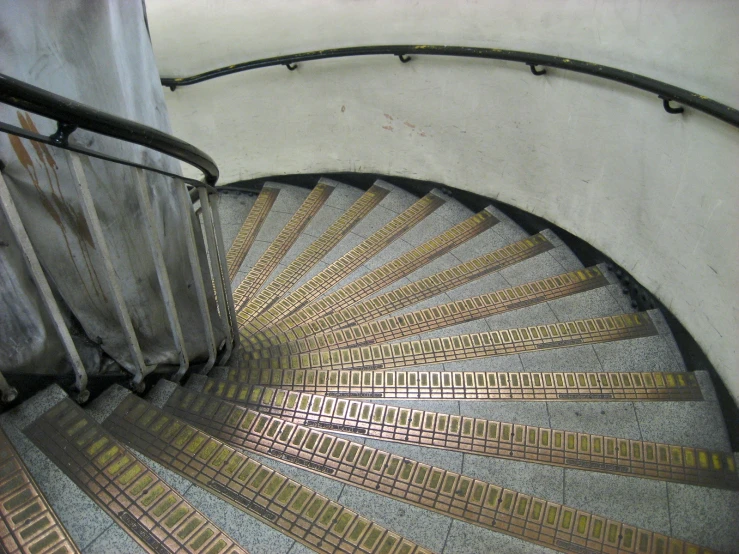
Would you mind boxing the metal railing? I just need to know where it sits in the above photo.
[0,73,238,403]
[161,45,739,129]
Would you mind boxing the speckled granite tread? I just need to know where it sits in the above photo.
[216,367,703,402]
[0,426,80,554]
[248,267,609,357]
[237,183,390,328]
[243,233,555,350]
[257,208,499,332]
[232,182,334,312]
[240,192,446,337]
[240,313,658,370]
[226,186,279,281]
[103,394,434,554]
[156,384,718,554]
[24,398,249,554]
[189,382,735,489]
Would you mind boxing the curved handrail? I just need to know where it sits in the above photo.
[0,73,219,184]
[160,45,739,129]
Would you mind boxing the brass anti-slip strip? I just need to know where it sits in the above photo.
[161,386,716,554]
[233,182,334,312]
[104,395,434,554]
[0,427,80,554]
[236,184,390,327]
[25,399,249,554]
[241,313,658,372]
[240,192,446,336]
[223,367,704,402]
[258,209,498,332]
[226,186,279,282]
[200,380,735,490]
[244,233,554,350]
[250,267,609,358]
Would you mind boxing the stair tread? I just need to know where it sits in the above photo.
[19,387,250,554]
[193,378,736,489]
[0,427,80,554]
[103,386,434,554]
[157,382,718,553]
[225,186,279,281]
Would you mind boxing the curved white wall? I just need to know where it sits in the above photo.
[147,0,739,402]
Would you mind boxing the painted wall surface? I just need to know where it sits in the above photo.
[146,0,739,401]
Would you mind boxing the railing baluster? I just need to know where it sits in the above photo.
[209,192,240,354]
[0,370,17,403]
[177,184,217,373]
[0,172,87,402]
[133,168,189,380]
[68,153,149,390]
[198,188,234,364]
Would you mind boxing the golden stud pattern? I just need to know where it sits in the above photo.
[199,382,736,489]
[226,186,279,281]
[236,184,390,327]
[253,209,498,331]
[163,387,718,554]
[223,367,703,402]
[233,183,334,311]
[26,399,248,554]
[105,395,434,554]
[0,427,80,554]
[239,193,446,336]
[241,313,659,371]
[250,267,609,357]
[244,233,554,349]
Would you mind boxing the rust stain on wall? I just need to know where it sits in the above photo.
[11,112,106,301]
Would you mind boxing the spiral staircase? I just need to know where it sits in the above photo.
[0,177,737,554]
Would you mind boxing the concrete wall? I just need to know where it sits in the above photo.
[146,0,739,401]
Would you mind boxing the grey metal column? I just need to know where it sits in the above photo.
[198,187,233,364]
[177,183,217,373]
[0,172,87,402]
[133,168,189,381]
[68,153,149,390]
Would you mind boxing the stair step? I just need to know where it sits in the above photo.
[1,386,124,552]
[214,366,702,403]
[237,181,390,327]
[240,191,446,336]
[0,427,80,554]
[99,385,433,554]
[265,208,499,333]
[241,312,660,373]
[226,185,280,281]
[186,377,736,489]
[18,386,249,554]
[246,233,555,350]
[257,267,610,357]
[155,380,715,554]
[232,182,334,311]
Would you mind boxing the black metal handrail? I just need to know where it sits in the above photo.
[161,45,739,129]
[0,73,219,185]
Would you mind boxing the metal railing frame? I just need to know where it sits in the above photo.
[0,73,237,403]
